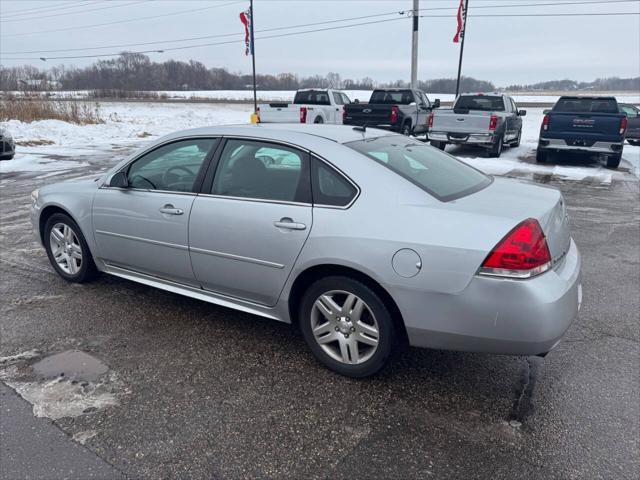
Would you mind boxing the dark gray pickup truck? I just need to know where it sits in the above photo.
[343,89,440,136]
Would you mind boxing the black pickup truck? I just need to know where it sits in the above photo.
[537,96,627,169]
[343,89,440,136]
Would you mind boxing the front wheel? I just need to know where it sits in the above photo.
[511,129,522,147]
[44,213,97,283]
[299,276,396,378]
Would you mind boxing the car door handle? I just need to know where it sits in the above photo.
[274,217,306,230]
[159,204,183,215]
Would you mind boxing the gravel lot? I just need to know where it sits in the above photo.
[1,146,638,479]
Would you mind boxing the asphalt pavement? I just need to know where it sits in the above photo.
[0,152,638,479]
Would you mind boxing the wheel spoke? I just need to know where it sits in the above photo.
[312,321,333,337]
[314,297,335,322]
[339,339,351,363]
[355,331,379,347]
[347,340,359,363]
[341,294,358,315]
[67,256,77,274]
[317,331,338,345]
[350,298,365,322]
[70,250,82,260]
[318,295,340,318]
[356,320,379,339]
[50,228,64,244]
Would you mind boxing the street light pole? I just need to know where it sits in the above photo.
[410,0,419,89]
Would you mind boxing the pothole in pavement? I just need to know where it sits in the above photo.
[0,349,125,420]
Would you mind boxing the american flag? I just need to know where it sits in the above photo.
[239,10,253,56]
[453,0,467,43]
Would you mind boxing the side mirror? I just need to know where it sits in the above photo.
[518,110,527,116]
[433,99,441,108]
[109,171,129,188]
[354,99,360,104]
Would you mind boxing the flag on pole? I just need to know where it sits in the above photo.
[453,0,467,43]
[239,10,253,56]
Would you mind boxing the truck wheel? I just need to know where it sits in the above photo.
[430,141,446,151]
[488,136,503,158]
[628,140,639,147]
[314,116,324,124]
[402,123,412,136]
[511,129,522,147]
[536,149,547,163]
[606,154,622,169]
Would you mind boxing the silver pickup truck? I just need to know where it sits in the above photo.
[428,93,526,158]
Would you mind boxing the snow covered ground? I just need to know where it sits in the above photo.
[1,102,638,183]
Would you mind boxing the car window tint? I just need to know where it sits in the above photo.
[554,98,618,114]
[212,139,309,202]
[454,95,505,112]
[127,138,216,192]
[345,136,491,202]
[293,90,331,105]
[311,158,357,207]
[620,105,638,116]
[370,90,414,104]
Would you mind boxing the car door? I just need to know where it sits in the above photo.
[415,92,431,133]
[93,137,218,286]
[502,97,517,141]
[332,92,344,124]
[189,138,312,306]
[511,98,523,135]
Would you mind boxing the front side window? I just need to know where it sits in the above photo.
[332,92,344,105]
[311,158,357,207]
[212,139,310,203]
[340,93,351,105]
[620,105,639,117]
[127,138,216,192]
[345,135,491,202]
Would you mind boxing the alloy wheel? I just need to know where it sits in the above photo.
[49,222,83,275]
[310,290,380,365]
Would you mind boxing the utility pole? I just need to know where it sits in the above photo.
[250,0,257,115]
[454,0,469,98]
[410,0,419,89]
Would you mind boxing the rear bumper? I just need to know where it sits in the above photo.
[538,138,623,154]
[428,131,494,145]
[398,238,581,356]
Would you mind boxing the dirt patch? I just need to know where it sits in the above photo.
[16,139,55,147]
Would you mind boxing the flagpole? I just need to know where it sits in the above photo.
[250,0,257,115]
[454,0,469,98]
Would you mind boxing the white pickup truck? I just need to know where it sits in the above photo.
[258,89,351,124]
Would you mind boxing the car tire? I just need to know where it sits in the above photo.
[431,141,446,151]
[44,213,97,283]
[536,149,548,163]
[488,136,503,158]
[314,116,324,124]
[0,153,14,160]
[299,276,396,378]
[605,153,622,169]
[511,129,522,147]
[402,123,412,136]
[628,140,639,147]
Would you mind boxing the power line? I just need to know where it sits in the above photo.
[0,1,108,19]
[3,10,638,62]
[0,1,245,37]
[0,1,148,23]
[2,0,636,52]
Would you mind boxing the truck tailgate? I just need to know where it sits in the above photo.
[432,110,491,134]
[259,104,300,123]
[546,112,625,142]
[344,104,393,126]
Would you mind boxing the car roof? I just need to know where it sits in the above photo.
[154,123,398,146]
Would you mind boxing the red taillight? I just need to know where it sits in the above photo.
[479,218,551,278]
[489,114,498,131]
[620,116,628,135]
[542,114,550,132]
[300,106,307,123]
[428,112,434,129]
[342,105,347,123]
[390,105,399,124]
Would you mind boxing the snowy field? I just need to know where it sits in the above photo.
[7,90,640,105]
[1,102,638,183]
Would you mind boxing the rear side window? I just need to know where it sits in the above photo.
[370,90,414,104]
[554,98,618,114]
[293,90,330,105]
[345,136,491,202]
[311,158,357,207]
[454,95,504,112]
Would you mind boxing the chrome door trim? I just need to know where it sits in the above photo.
[189,246,285,269]
[196,193,311,207]
[101,263,280,319]
[95,230,189,251]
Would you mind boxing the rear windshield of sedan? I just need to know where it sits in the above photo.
[454,95,504,111]
[553,98,618,114]
[344,136,492,202]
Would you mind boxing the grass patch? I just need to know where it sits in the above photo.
[0,98,104,124]
[16,139,55,146]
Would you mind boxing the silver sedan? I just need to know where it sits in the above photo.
[30,124,582,377]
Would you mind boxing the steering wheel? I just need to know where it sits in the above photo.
[162,165,193,187]
[129,174,156,189]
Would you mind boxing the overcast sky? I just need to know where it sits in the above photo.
[1,0,639,85]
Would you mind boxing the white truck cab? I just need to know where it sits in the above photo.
[258,89,351,125]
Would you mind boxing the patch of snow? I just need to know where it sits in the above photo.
[0,349,41,365]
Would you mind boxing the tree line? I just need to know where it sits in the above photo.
[0,53,637,93]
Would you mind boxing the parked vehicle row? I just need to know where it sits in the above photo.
[427,93,525,158]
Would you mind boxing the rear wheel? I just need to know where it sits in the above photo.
[628,140,639,146]
[299,276,396,378]
[314,116,324,124]
[44,213,97,283]
[488,136,503,158]
[402,122,412,136]
[536,148,548,163]
[606,153,622,169]
[430,141,446,151]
